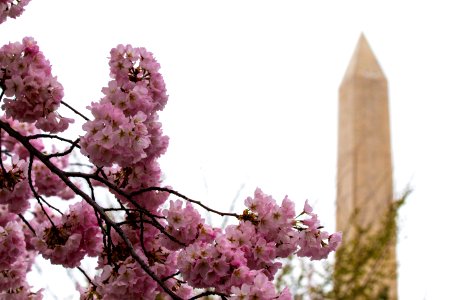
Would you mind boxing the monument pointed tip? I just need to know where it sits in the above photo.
[341,34,386,83]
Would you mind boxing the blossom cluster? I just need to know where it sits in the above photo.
[80,44,168,167]
[0,155,31,214]
[0,0,31,24]
[81,44,170,217]
[176,189,342,298]
[0,37,73,133]
[297,200,342,260]
[0,217,42,299]
[84,252,193,300]
[162,200,217,250]
[31,201,102,268]
[231,273,292,300]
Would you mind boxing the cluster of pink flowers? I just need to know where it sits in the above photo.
[80,44,168,167]
[81,103,151,167]
[31,201,102,268]
[0,37,73,132]
[230,273,292,300]
[162,200,217,250]
[81,44,170,218]
[174,189,342,298]
[0,0,31,24]
[296,200,342,260]
[84,252,193,300]
[0,221,26,269]
[0,216,42,299]
[0,155,31,214]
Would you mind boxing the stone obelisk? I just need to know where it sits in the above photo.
[336,34,397,299]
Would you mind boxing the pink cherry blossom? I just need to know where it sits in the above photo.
[0,221,26,270]
[0,37,70,133]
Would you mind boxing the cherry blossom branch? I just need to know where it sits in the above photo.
[67,170,241,221]
[0,119,183,300]
[64,170,168,220]
[103,207,164,218]
[19,208,95,289]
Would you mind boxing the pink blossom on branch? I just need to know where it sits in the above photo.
[80,44,168,168]
[0,155,31,214]
[0,116,45,159]
[0,37,73,133]
[0,221,26,270]
[31,201,102,268]
[176,188,341,295]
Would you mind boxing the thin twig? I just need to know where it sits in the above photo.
[26,134,80,148]
[61,101,90,121]
[77,266,96,287]
[162,271,180,282]
[27,155,56,227]
[42,138,80,160]
[131,186,241,218]
[18,213,36,236]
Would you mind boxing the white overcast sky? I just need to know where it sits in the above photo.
[1,1,450,299]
